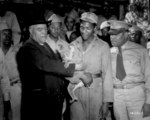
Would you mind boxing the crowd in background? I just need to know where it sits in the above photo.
[0,0,150,120]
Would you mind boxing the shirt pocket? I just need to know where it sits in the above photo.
[124,55,141,75]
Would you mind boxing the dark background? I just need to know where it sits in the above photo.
[1,0,130,32]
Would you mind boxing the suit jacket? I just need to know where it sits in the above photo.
[17,37,75,95]
[17,38,75,120]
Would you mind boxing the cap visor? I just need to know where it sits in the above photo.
[109,28,126,35]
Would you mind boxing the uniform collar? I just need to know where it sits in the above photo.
[82,36,97,54]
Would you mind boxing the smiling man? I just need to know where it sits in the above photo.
[70,12,113,120]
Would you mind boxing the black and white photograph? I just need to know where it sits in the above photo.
[0,0,150,120]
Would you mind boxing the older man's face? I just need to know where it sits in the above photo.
[30,24,47,44]
[110,31,128,47]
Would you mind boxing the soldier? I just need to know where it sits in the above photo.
[109,20,150,120]
[70,12,113,120]
[0,22,21,120]
[128,25,146,47]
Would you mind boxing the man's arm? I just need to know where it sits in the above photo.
[99,43,114,118]
[101,44,114,103]
[142,49,150,117]
[17,45,75,77]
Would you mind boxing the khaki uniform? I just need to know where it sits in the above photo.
[0,46,21,120]
[111,41,150,120]
[70,36,113,120]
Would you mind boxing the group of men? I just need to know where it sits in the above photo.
[17,10,150,120]
[0,5,150,120]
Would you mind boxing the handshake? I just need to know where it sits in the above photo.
[67,71,93,103]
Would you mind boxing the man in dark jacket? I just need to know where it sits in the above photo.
[16,15,76,120]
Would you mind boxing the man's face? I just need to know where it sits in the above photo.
[146,30,150,39]
[101,27,109,36]
[70,32,78,42]
[48,22,61,39]
[1,29,12,45]
[110,31,127,47]
[80,21,95,41]
[66,17,75,31]
[129,30,141,43]
[30,24,47,44]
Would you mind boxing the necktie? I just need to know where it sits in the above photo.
[116,47,126,81]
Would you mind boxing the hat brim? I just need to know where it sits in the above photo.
[109,28,126,35]
[29,20,48,26]
[80,18,97,24]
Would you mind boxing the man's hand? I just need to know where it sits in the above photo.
[99,102,109,119]
[64,61,71,68]
[79,72,93,87]
[75,63,86,71]
[142,103,150,117]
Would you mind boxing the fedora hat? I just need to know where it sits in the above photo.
[28,14,47,27]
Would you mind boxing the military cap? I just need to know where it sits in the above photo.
[108,20,131,35]
[48,14,61,23]
[100,21,110,30]
[68,9,78,20]
[80,12,98,24]
[0,22,9,31]
[44,10,54,22]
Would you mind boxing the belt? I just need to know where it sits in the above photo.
[114,82,144,89]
